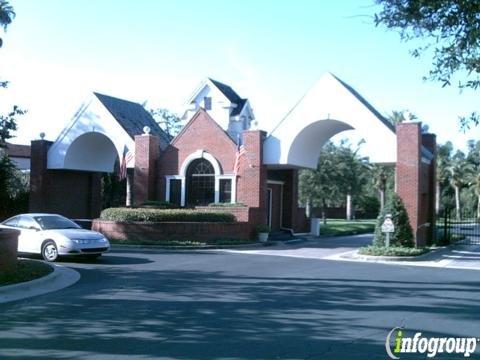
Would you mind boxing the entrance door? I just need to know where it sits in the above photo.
[267,183,283,231]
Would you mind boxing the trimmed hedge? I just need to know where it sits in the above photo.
[100,207,236,223]
[140,200,179,209]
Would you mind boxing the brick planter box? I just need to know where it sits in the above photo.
[0,228,19,274]
[92,219,251,242]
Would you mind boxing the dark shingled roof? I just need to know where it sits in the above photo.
[94,92,171,149]
[208,78,248,117]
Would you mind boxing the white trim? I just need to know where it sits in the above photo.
[179,150,221,177]
[267,180,285,185]
[218,174,237,204]
[165,175,186,206]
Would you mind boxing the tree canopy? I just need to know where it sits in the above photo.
[0,0,15,48]
[374,0,480,126]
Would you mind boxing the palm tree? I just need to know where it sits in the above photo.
[387,110,417,126]
[467,168,480,219]
[372,164,389,210]
[435,142,453,215]
[448,155,473,220]
[0,1,15,48]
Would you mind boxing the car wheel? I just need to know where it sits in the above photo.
[42,241,58,262]
[85,254,101,260]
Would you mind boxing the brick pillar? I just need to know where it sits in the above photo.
[422,133,437,245]
[29,140,52,212]
[396,122,423,246]
[237,130,267,226]
[134,134,159,206]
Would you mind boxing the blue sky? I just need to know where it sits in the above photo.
[1,0,478,151]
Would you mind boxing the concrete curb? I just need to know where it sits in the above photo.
[0,260,81,304]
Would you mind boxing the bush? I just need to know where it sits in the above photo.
[359,246,428,257]
[140,200,179,209]
[100,207,236,223]
[373,193,414,247]
[208,202,246,207]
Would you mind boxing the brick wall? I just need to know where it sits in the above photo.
[0,229,19,274]
[396,123,436,246]
[29,140,103,219]
[93,219,251,242]
[134,134,159,206]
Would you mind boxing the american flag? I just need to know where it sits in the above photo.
[233,139,246,175]
[118,145,133,181]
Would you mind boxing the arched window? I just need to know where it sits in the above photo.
[186,158,215,205]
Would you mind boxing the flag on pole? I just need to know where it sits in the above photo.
[118,145,133,181]
[233,139,246,175]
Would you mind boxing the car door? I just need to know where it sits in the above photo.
[17,215,42,253]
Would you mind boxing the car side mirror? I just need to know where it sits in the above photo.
[28,226,40,231]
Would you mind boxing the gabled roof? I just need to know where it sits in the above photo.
[208,78,243,103]
[330,73,395,133]
[94,92,171,149]
[208,78,248,116]
[172,108,237,146]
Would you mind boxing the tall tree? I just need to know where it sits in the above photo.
[0,0,15,48]
[371,164,391,211]
[374,0,480,127]
[435,142,453,214]
[149,108,182,138]
[448,151,473,220]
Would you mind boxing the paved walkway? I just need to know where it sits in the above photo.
[220,234,480,271]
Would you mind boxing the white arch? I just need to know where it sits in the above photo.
[263,73,397,169]
[179,150,222,176]
[64,132,118,172]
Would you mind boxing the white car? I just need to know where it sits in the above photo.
[0,213,110,262]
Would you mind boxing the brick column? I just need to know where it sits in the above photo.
[396,122,423,246]
[29,140,52,213]
[237,130,267,226]
[134,134,159,206]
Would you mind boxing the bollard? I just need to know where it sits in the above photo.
[0,228,19,274]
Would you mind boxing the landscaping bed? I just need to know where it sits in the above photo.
[0,259,53,287]
[320,219,376,236]
[358,246,429,257]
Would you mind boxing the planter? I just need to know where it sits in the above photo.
[0,228,19,274]
[258,232,269,242]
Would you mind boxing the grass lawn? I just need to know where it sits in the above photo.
[109,238,258,247]
[320,219,376,237]
[0,259,53,287]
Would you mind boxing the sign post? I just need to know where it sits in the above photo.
[381,214,395,247]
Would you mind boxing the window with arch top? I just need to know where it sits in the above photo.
[186,158,215,205]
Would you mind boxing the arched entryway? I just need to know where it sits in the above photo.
[186,158,215,206]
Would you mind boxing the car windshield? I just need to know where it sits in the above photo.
[33,215,80,230]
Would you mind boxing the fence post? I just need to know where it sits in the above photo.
[443,208,449,244]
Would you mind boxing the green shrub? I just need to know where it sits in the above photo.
[373,193,414,247]
[208,202,246,207]
[140,200,179,209]
[359,246,428,257]
[100,207,236,223]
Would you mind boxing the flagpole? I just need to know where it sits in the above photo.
[126,169,133,207]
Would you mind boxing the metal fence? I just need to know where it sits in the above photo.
[439,208,480,245]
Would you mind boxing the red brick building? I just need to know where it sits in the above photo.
[29,74,436,245]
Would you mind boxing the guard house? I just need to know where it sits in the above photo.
[29,74,436,246]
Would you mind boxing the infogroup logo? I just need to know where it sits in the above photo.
[385,327,479,359]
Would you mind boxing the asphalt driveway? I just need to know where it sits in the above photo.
[0,239,479,359]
